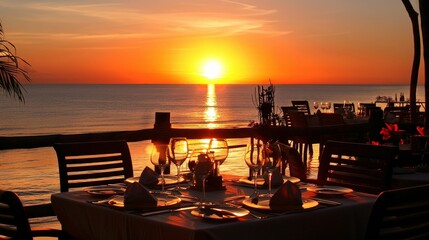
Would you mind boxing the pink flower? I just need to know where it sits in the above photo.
[380,123,405,144]
[417,126,425,136]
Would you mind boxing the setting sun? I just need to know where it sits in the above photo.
[202,60,223,80]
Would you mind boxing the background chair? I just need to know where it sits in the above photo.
[317,112,347,154]
[286,111,319,167]
[53,140,134,192]
[384,106,411,123]
[358,103,376,117]
[277,142,317,183]
[318,140,397,194]
[365,184,429,240]
[281,106,298,127]
[291,100,311,115]
[0,190,63,240]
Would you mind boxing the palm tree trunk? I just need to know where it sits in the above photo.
[420,0,429,132]
[402,0,420,124]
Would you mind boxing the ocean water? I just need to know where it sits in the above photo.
[0,84,424,227]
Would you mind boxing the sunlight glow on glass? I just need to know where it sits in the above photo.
[202,60,223,79]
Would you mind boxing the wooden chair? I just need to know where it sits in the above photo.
[287,111,319,167]
[358,103,376,117]
[277,142,317,183]
[281,106,298,127]
[384,106,410,123]
[53,140,134,192]
[0,190,64,240]
[318,140,397,194]
[291,100,311,115]
[365,184,429,240]
[317,112,346,153]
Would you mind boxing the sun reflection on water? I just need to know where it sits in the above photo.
[204,84,219,128]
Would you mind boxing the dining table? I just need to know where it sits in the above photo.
[51,175,377,240]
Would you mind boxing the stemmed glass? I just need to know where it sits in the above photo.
[150,144,170,193]
[191,150,214,206]
[313,101,319,114]
[244,142,264,199]
[357,102,363,116]
[326,102,332,113]
[168,137,189,191]
[261,142,282,197]
[208,138,229,176]
[320,102,327,112]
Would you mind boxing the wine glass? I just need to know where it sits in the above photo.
[326,102,332,112]
[320,102,327,112]
[244,142,264,199]
[208,138,229,176]
[168,137,189,191]
[313,101,319,114]
[261,142,282,197]
[190,150,214,206]
[150,144,170,193]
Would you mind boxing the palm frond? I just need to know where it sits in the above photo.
[0,21,30,102]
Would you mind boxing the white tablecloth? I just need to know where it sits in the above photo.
[51,176,376,240]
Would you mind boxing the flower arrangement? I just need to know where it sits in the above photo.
[417,126,425,136]
[372,123,407,145]
[250,80,281,127]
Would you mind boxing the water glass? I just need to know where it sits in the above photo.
[244,142,264,198]
[150,144,170,193]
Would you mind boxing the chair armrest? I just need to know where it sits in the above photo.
[24,203,56,218]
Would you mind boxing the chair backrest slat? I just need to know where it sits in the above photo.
[318,140,397,194]
[67,162,127,172]
[64,154,124,164]
[54,140,134,192]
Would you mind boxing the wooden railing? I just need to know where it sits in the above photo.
[0,123,369,150]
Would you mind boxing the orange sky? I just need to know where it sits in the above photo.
[0,0,424,85]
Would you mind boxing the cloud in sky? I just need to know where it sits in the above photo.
[3,0,287,43]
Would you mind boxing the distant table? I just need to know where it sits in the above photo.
[52,176,377,240]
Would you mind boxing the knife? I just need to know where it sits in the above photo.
[311,197,342,206]
[140,206,198,217]
[223,195,247,202]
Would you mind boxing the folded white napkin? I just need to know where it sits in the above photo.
[263,167,283,187]
[124,182,157,209]
[269,181,303,211]
[138,167,159,186]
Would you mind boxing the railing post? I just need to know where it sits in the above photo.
[152,112,171,174]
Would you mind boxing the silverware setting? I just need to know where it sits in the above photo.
[310,197,342,206]
[140,206,198,217]
[223,195,247,203]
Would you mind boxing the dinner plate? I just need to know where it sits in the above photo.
[306,186,353,195]
[242,196,318,211]
[237,175,300,187]
[191,206,250,221]
[84,186,125,196]
[124,175,184,186]
[107,194,181,209]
